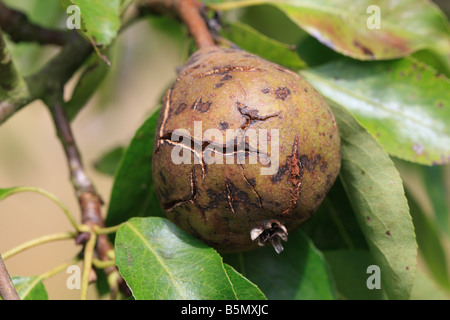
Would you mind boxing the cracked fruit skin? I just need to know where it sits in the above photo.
[152,46,341,253]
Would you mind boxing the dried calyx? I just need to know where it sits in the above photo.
[251,220,288,254]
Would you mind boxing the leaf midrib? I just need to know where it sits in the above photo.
[125,222,187,299]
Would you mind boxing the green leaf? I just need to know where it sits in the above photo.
[422,165,450,235]
[406,189,450,290]
[410,271,449,300]
[223,264,267,300]
[412,49,450,78]
[207,0,450,60]
[65,51,113,121]
[115,217,238,300]
[93,146,125,176]
[106,109,164,227]
[11,276,48,300]
[223,230,336,300]
[295,35,343,68]
[330,103,417,300]
[221,21,306,70]
[323,250,385,300]
[232,4,308,45]
[302,179,368,252]
[61,0,120,48]
[302,58,450,165]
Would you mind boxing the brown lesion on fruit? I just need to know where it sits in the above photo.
[301,154,324,173]
[159,129,271,178]
[320,161,328,173]
[174,102,188,115]
[275,87,291,100]
[191,97,212,113]
[204,188,227,211]
[239,164,263,208]
[155,86,173,154]
[250,219,288,254]
[271,164,288,183]
[275,66,299,77]
[159,130,207,178]
[162,168,207,223]
[282,136,303,215]
[193,65,261,78]
[162,168,197,212]
[176,63,205,81]
[223,178,256,215]
[225,179,237,215]
[236,101,281,131]
[219,121,229,130]
[220,74,233,81]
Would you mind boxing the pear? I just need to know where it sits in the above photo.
[152,46,341,253]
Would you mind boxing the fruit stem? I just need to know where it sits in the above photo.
[176,0,215,49]
[142,0,216,49]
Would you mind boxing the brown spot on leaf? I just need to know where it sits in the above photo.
[353,40,374,59]
[386,230,391,236]
[262,88,270,94]
[215,82,224,88]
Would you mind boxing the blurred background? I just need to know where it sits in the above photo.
[0,0,449,299]
[0,0,186,299]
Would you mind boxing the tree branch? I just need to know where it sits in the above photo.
[0,2,69,46]
[44,90,126,296]
[177,0,215,49]
[25,31,93,101]
[0,26,32,123]
[0,29,92,126]
[0,254,20,300]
